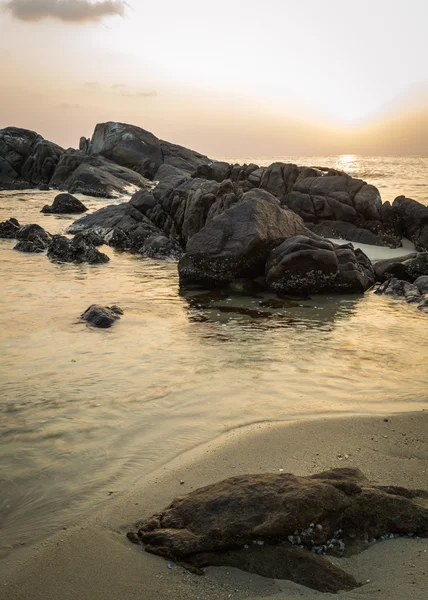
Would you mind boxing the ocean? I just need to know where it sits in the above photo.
[0,155,427,560]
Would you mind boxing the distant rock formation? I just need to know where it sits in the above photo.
[89,122,210,178]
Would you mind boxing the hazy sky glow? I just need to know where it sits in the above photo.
[0,0,427,155]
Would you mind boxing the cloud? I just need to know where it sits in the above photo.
[4,0,126,23]
[58,103,81,108]
[121,90,157,98]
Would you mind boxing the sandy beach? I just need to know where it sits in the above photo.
[1,410,427,600]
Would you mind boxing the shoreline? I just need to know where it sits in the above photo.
[2,410,427,600]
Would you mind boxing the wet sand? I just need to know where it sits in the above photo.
[1,411,427,600]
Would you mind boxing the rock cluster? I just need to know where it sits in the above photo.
[127,467,428,592]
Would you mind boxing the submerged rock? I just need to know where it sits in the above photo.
[127,467,428,592]
[81,304,123,328]
[47,233,109,264]
[0,217,21,238]
[265,236,375,294]
[41,193,88,214]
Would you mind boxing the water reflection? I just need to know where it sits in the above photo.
[0,190,427,560]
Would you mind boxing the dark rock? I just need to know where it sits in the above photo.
[41,193,88,214]
[392,196,428,251]
[374,252,428,283]
[128,468,428,592]
[79,137,91,153]
[67,201,175,256]
[414,275,428,294]
[16,223,50,244]
[89,122,210,179]
[0,217,21,238]
[13,239,46,253]
[375,278,422,303]
[265,236,375,294]
[47,234,109,264]
[143,235,182,259]
[50,150,150,198]
[309,220,399,248]
[73,230,104,247]
[38,183,49,191]
[0,127,64,188]
[81,304,123,328]
[178,190,313,287]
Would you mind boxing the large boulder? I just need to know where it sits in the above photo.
[0,127,63,188]
[265,236,375,294]
[127,467,428,592]
[373,252,428,283]
[89,122,210,179]
[392,196,428,251]
[41,193,88,214]
[50,150,150,198]
[178,190,313,287]
[47,233,109,264]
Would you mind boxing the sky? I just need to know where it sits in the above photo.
[0,0,427,156]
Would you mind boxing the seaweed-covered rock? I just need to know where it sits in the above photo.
[47,233,109,264]
[373,252,428,283]
[41,193,88,214]
[178,190,313,287]
[128,467,428,592]
[0,217,20,239]
[265,236,375,294]
[81,304,123,328]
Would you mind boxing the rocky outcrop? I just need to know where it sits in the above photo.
[89,122,210,179]
[0,127,63,188]
[193,160,396,244]
[47,233,109,264]
[178,190,313,287]
[265,237,375,294]
[127,467,428,592]
[0,217,21,238]
[81,304,123,328]
[50,150,151,198]
[392,196,428,251]
[373,252,428,283]
[41,193,88,214]
[67,200,181,259]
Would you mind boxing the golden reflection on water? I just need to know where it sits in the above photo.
[0,189,427,558]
